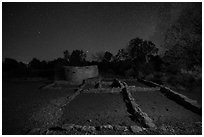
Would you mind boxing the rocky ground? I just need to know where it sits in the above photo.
[61,93,136,126]
[130,90,201,124]
[2,78,202,135]
[2,80,77,134]
[130,90,201,134]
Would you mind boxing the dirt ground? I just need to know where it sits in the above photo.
[2,80,77,134]
[2,78,202,135]
[61,93,136,126]
[122,79,202,134]
[124,79,202,106]
[130,90,201,134]
[130,90,201,124]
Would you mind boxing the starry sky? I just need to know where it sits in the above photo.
[2,2,195,62]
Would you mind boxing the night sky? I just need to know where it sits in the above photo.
[3,2,194,62]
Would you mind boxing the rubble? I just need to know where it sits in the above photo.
[130,125,143,133]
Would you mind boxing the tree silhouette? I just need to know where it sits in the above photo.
[127,37,158,64]
[29,58,41,69]
[70,50,87,66]
[3,58,19,71]
[3,58,28,78]
[102,51,113,62]
[92,51,105,62]
[115,48,129,61]
[63,50,70,62]
[164,3,201,69]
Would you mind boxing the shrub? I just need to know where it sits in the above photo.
[166,64,180,74]
[144,73,154,81]
[166,74,181,87]
[125,68,137,78]
[151,72,164,84]
[166,71,201,92]
[140,63,155,75]
[145,72,165,85]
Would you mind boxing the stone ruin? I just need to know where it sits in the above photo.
[63,65,99,85]
[45,65,99,89]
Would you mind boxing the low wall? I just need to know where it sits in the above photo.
[121,81,156,128]
[64,65,99,85]
[138,78,202,115]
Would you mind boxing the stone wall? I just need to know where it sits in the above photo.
[64,65,99,85]
[138,78,202,115]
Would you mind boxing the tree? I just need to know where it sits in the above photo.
[92,51,105,62]
[102,51,113,62]
[3,58,19,71]
[3,58,28,78]
[63,50,70,62]
[115,48,129,61]
[164,3,201,70]
[29,58,41,69]
[127,37,158,64]
[149,55,163,72]
[70,50,87,66]
[92,51,113,63]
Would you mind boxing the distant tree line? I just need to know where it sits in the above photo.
[2,38,162,80]
[3,49,92,79]
[3,4,201,85]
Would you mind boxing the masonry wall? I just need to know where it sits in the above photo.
[64,65,99,85]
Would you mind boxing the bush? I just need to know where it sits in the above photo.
[138,71,145,79]
[179,74,196,89]
[125,68,137,78]
[166,71,201,91]
[166,64,180,74]
[144,73,154,81]
[151,72,165,84]
[139,63,155,75]
[145,72,165,85]
[166,74,180,87]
